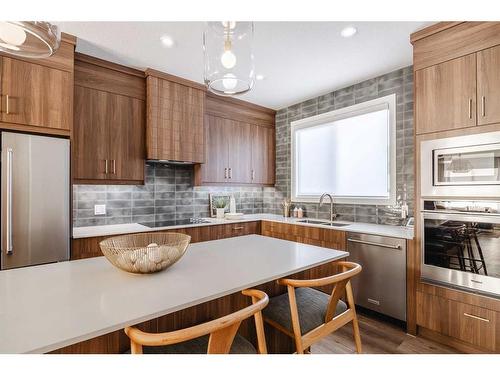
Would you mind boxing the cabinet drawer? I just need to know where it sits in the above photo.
[224,221,261,237]
[449,300,497,351]
[417,291,498,352]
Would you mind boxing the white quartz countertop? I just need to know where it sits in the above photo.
[0,235,347,354]
[73,214,414,240]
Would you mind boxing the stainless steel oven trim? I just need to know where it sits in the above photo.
[422,211,500,223]
[421,130,500,198]
[433,142,500,186]
[420,212,500,297]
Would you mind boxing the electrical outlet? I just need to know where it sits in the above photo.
[94,204,106,216]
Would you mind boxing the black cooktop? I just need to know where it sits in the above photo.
[142,218,210,228]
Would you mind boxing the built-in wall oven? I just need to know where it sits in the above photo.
[421,200,500,297]
[421,131,500,198]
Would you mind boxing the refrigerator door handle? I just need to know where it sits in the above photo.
[6,148,13,255]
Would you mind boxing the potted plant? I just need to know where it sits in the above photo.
[214,197,227,219]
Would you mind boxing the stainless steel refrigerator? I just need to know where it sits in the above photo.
[1,131,70,270]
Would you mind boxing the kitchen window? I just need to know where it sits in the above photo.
[291,94,396,205]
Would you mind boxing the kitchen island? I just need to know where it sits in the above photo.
[0,235,347,354]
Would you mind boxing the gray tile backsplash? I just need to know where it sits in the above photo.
[264,66,414,226]
[74,66,414,228]
[73,163,264,227]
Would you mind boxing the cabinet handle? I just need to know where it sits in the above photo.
[251,169,255,181]
[104,159,109,174]
[468,98,472,119]
[463,312,490,323]
[228,168,232,179]
[112,159,116,174]
[232,226,244,230]
[481,96,486,117]
[224,168,228,179]
[5,148,13,255]
[5,95,10,115]
[347,238,401,250]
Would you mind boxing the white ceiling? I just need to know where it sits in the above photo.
[55,22,430,110]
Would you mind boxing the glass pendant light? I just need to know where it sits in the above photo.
[203,22,255,96]
[0,21,61,58]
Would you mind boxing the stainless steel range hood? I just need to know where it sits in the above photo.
[146,159,196,166]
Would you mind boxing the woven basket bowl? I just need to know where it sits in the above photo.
[99,232,191,274]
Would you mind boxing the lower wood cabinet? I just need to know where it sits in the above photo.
[261,221,345,294]
[261,221,346,250]
[417,290,500,352]
[71,221,262,260]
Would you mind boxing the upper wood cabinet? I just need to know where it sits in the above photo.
[412,23,500,135]
[145,69,205,163]
[194,94,275,186]
[252,125,275,185]
[73,54,145,184]
[202,114,229,183]
[228,121,252,183]
[199,115,252,184]
[0,35,75,135]
[415,54,477,134]
[477,44,500,126]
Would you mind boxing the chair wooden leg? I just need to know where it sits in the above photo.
[352,314,362,354]
[345,281,362,354]
[287,286,305,354]
[130,340,143,354]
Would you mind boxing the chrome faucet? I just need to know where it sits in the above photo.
[318,193,337,222]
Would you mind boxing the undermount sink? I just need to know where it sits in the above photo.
[296,219,350,227]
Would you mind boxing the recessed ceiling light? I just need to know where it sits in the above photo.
[256,74,265,81]
[160,35,175,48]
[340,26,357,38]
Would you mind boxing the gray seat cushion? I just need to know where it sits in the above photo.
[136,333,257,354]
[263,287,348,335]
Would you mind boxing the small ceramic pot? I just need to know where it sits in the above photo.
[216,208,225,219]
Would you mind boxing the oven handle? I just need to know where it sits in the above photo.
[422,211,500,224]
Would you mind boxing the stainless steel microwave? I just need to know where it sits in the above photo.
[421,131,500,198]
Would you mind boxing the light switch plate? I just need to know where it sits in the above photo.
[94,204,106,216]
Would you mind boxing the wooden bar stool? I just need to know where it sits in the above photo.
[124,289,269,354]
[263,261,362,354]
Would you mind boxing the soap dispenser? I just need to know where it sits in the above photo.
[229,195,236,214]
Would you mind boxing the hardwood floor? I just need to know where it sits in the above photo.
[312,312,461,354]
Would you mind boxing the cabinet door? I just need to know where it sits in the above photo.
[73,86,110,180]
[228,121,252,183]
[415,54,477,134]
[203,114,229,183]
[108,94,145,182]
[477,45,500,126]
[251,124,275,184]
[1,57,71,130]
[176,86,204,163]
[146,77,204,163]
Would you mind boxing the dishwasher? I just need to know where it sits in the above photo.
[346,232,406,321]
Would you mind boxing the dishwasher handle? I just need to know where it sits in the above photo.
[347,238,401,250]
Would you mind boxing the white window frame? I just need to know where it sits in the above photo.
[290,94,396,205]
